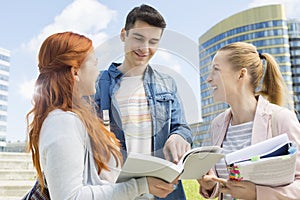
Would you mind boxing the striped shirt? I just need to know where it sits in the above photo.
[215,120,253,200]
[115,75,152,155]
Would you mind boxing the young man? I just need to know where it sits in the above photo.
[95,4,192,200]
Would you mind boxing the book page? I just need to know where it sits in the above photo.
[180,152,224,179]
[178,146,222,165]
[117,146,224,183]
[225,134,289,165]
[117,153,182,183]
[236,152,297,186]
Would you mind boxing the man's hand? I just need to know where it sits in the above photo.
[163,134,191,164]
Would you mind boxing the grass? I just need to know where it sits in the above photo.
[182,179,207,200]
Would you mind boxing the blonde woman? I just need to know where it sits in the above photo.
[198,42,300,200]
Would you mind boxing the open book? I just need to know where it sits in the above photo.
[225,133,298,186]
[116,146,224,183]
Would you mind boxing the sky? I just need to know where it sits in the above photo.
[1,0,300,142]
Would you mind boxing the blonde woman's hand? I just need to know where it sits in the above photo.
[213,177,256,200]
[146,177,175,198]
[197,169,218,198]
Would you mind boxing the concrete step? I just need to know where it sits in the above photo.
[0,152,34,171]
[0,152,37,199]
[0,180,35,197]
[0,197,24,200]
[0,152,31,160]
[0,169,36,181]
[0,159,34,170]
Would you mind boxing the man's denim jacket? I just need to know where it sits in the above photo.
[95,63,192,199]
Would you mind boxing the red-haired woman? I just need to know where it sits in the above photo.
[26,31,175,199]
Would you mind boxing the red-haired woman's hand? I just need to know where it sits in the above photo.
[146,177,175,198]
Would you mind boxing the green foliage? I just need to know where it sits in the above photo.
[182,179,204,200]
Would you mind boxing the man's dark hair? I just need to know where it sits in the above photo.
[125,4,166,31]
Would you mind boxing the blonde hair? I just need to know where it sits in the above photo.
[219,42,289,106]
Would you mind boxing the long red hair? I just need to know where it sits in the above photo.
[26,32,122,188]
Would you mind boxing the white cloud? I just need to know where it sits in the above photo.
[20,0,117,55]
[248,0,300,19]
[153,50,181,72]
[18,0,117,100]
[156,50,173,61]
[151,50,201,123]
[19,79,35,100]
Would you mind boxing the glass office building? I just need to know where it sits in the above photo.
[194,4,293,146]
[0,48,9,151]
[288,20,300,120]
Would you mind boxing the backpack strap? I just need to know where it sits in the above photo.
[98,70,111,127]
